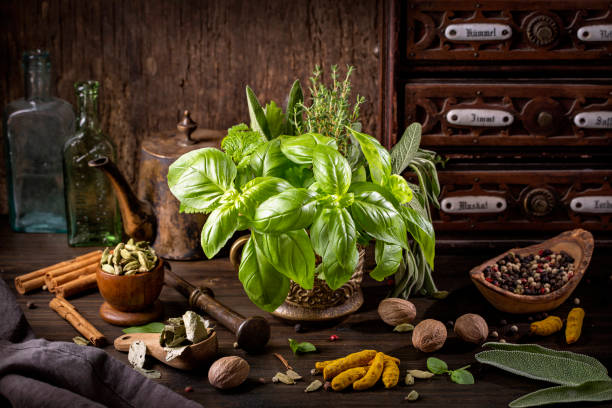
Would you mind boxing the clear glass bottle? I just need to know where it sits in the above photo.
[3,50,74,232]
[63,81,122,246]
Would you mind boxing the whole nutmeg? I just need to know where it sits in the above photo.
[454,313,489,344]
[208,356,250,389]
[412,319,447,352]
[378,298,417,326]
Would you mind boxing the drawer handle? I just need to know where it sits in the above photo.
[446,109,514,127]
[573,112,612,129]
[577,25,612,42]
[444,23,512,41]
[441,196,507,214]
[570,196,612,214]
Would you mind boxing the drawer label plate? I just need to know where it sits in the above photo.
[444,23,512,41]
[441,196,507,214]
[570,196,612,213]
[577,25,612,42]
[446,109,514,127]
[573,111,612,129]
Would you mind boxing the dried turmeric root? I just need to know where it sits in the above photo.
[530,315,563,336]
[315,360,337,371]
[353,352,385,391]
[323,350,377,380]
[566,307,585,344]
[381,359,400,389]
[368,353,400,366]
[331,367,368,391]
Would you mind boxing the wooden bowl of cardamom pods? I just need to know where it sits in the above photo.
[96,241,165,325]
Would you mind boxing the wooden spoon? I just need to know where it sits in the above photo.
[114,331,218,370]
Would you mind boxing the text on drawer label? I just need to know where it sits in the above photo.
[444,23,513,41]
[570,196,612,213]
[573,111,612,129]
[441,196,507,214]
[446,109,514,127]
[577,25,612,42]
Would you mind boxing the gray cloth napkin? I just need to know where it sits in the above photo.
[0,278,203,408]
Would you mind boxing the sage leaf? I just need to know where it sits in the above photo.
[252,230,315,290]
[246,86,271,139]
[393,323,414,333]
[122,322,165,334]
[509,380,612,408]
[288,338,316,355]
[427,357,449,374]
[238,236,290,312]
[481,342,609,377]
[450,369,474,385]
[164,345,188,362]
[401,205,435,269]
[475,350,611,386]
[391,123,421,175]
[183,310,208,343]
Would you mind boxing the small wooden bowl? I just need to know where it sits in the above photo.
[469,229,594,314]
[96,259,165,312]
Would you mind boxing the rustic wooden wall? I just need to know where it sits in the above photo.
[0,0,381,214]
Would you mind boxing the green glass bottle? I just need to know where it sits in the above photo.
[63,81,122,246]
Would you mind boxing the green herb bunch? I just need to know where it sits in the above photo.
[167,67,441,312]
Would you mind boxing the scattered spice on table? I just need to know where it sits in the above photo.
[483,249,575,295]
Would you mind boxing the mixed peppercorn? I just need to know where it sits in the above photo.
[483,249,575,295]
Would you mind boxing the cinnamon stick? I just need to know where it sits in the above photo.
[46,263,97,292]
[49,297,106,346]
[45,252,102,280]
[55,273,97,299]
[14,251,101,294]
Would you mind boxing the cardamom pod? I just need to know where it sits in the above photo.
[407,369,435,379]
[124,261,140,271]
[101,247,110,264]
[286,370,302,380]
[305,380,322,392]
[120,249,134,260]
[405,390,419,401]
[405,373,415,385]
[101,264,115,274]
[272,372,295,385]
[113,264,122,275]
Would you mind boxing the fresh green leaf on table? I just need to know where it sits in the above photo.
[450,368,475,385]
[122,322,165,334]
[426,357,474,385]
[288,338,317,355]
[427,357,449,374]
[509,380,612,408]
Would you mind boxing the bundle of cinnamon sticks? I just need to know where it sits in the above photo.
[14,250,102,298]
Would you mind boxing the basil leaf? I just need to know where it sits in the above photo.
[252,229,315,290]
[280,133,336,165]
[388,174,413,204]
[450,369,475,385]
[350,182,409,250]
[265,101,285,139]
[401,206,435,268]
[347,127,391,186]
[246,86,271,139]
[311,208,359,290]
[370,241,403,281]
[312,144,352,195]
[237,176,293,217]
[391,122,421,175]
[201,203,239,258]
[167,148,236,212]
[238,236,290,312]
[252,188,317,233]
[427,357,449,374]
[250,139,293,178]
[352,165,367,182]
[285,79,304,135]
[122,322,165,334]
[288,338,317,355]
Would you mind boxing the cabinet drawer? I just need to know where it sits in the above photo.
[411,169,612,232]
[404,82,612,147]
[406,0,612,62]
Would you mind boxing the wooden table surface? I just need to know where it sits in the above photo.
[2,219,612,408]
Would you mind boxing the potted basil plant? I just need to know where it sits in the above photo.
[168,66,440,321]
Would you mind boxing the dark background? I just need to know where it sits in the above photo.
[0,0,381,214]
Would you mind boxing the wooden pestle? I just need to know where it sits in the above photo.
[163,264,270,353]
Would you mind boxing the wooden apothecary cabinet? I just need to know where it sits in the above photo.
[380,0,612,239]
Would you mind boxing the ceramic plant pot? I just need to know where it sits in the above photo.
[469,229,594,314]
[229,235,365,323]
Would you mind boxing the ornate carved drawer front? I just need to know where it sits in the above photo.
[415,169,612,232]
[404,83,612,147]
[406,1,612,61]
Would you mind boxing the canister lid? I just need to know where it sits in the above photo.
[142,110,224,159]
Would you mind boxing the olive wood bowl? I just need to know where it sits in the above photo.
[469,229,594,314]
[96,259,165,312]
